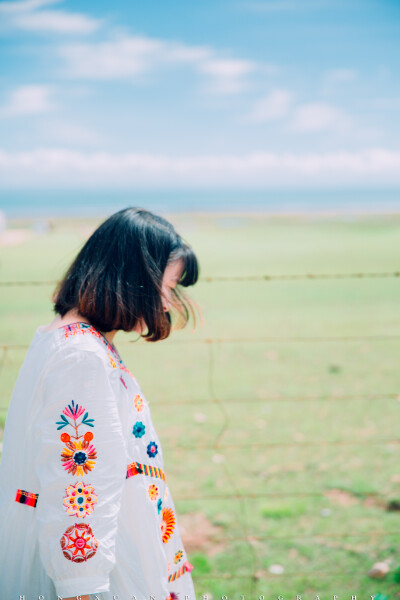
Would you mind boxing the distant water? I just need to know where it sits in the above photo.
[1,188,400,218]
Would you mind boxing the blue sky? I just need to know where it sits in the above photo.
[0,0,400,190]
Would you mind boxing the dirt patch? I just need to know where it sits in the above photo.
[178,511,227,556]
[363,495,387,510]
[324,488,359,506]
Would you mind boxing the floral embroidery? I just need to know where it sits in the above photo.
[166,594,179,600]
[161,507,175,543]
[134,394,144,412]
[63,322,135,378]
[63,481,98,518]
[174,549,183,564]
[61,438,97,476]
[157,498,163,514]
[147,441,158,458]
[132,421,146,438]
[148,484,159,500]
[60,522,98,562]
[56,399,95,433]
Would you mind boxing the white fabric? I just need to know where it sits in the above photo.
[0,323,196,600]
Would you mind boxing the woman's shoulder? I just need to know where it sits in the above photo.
[35,322,117,375]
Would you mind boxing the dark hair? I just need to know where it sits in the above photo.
[52,207,200,342]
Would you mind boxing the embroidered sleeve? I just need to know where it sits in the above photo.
[33,348,128,598]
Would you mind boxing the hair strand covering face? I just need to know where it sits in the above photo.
[52,207,200,342]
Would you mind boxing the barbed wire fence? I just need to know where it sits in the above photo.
[1,272,400,594]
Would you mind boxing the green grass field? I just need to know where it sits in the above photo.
[1,211,400,599]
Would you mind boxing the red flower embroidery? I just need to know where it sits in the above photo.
[60,522,98,562]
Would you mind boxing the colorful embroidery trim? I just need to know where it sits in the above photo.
[63,481,98,518]
[15,489,39,507]
[168,561,194,582]
[60,522,98,562]
[161,507,175,543]
[126,461,166,481]
[62,322,135,378]
[61,438,97,476]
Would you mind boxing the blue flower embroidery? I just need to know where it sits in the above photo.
[132,421,146,438]
[157,498,162,514]
[146,441,158,458]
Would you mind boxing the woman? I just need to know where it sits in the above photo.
[0,207,200,600]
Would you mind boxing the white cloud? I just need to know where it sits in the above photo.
[0,0,60,13]
[0,147,399,187]
[198,58,257,94]
[0,0,101,35]
[248,89,292,122]
[1,85,54,116]
[291,102,351,133]
[12,9,101,34]
[59,36,165,78]
[58,33,258,95]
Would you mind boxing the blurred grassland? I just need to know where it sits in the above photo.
[1,211,400,597]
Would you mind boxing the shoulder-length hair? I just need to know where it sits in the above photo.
[52,207,200,342]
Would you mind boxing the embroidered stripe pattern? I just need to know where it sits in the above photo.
[126,461,166,481]
[63,323,134,377]
[168,560,194,582]
[15,489,39,507]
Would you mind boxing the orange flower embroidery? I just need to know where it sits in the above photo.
[61,439,97,476]
[148,484,158,500]
[63,481,98,518]
[134,394,144,412]
[161,507,175,543]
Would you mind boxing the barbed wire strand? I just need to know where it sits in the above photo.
[175,438,400,450]
[174,490,381,500]
[200,529,400,542]
[2,333,400,354]
[1,391,399,413]
[1,271,400,287]
[150,392,400,405]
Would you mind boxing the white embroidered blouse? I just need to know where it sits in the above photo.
[0,322,196,600]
